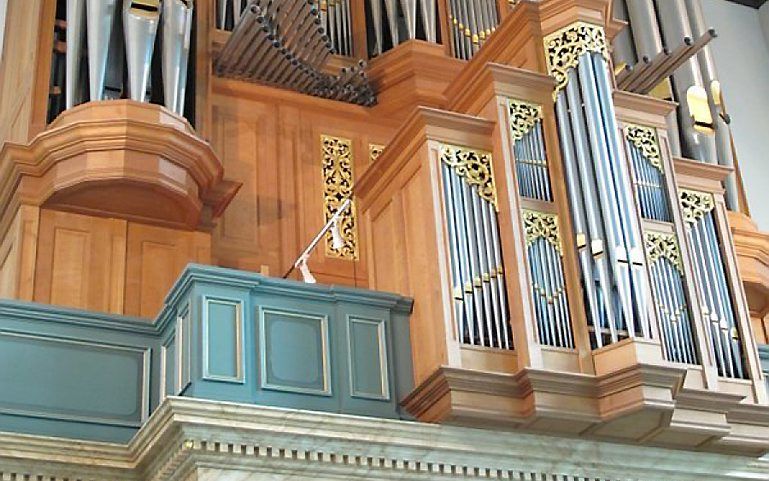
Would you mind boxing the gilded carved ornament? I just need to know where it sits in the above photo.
[679,189,715,226]
[543,22,610,96]
[625,124,663,172]
[508,100,543,142]
[523,210,562,254]
[369,144,385,163]
[440,144,498,208]
[645,231,683,273]
[321,135,358,260]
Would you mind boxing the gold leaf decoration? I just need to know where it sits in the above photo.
[625,124,663,172]
[369,144,385,163]
[508,100,543,142]
[645,231,683,273]
[321,135,358,260]
[440,144,498,207]
[523,210,561,253]
[543,22,609,96]
[679,189,715,226]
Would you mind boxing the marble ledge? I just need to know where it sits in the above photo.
[0,397,768,480]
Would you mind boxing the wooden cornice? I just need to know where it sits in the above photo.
[674,157,732,193]
[366,40,464,119]
[537,0,622,39]
[447,1,548,87]
[356,107,494,208]
[0,100,240,231]
[401,362,769,455]
[613,91,677,129]
[447,63,555,115]
[729,211,769,316]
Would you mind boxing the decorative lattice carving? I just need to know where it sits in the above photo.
[321,135,358,260]
[543,22,610,95]
[680,189,715,226]
[508,100,543,142]
[523,210,561,253]
[645,232,683,273]
[626,124,663,172]
[440,144,498,207]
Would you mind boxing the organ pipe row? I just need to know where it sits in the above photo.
[369,0,438,56]
[547,23,652,349]
[446,0,499,60]
[215,1,376,106]
[439,145,512,350]
[65,0,193,116]
[680,191,745,378]
[508,100,573,349]
[623,125,698,364]
[612,0,739,210]
[645,233,697,364]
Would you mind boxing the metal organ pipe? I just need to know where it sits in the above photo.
[546,24,652,347]
[611,0,637,70]
[162,0,194,115]
[62,0,195,118]
[684,0,739,210]
[86,0,118,102]
[654,0,717,164]
[124,1,160,103]
[623,0,682,156]
[65,0,85,109]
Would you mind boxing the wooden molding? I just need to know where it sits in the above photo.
[402,363,769,456]
[613,91,677,129]
[673,157,732,193]
[729,211,769,320]
[0,100,240,231]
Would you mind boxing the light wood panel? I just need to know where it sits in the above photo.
[34,210,127,313]
[125,223,211,318]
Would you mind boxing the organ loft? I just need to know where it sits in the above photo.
[0,0,768,479]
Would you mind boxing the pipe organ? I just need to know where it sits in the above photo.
[7,0,769,462]
[508,100,574,349]
[612,0,740,211]
[439,144,512,349]
[548,23,651,348]
[57,0,194,119]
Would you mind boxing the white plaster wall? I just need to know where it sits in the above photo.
[761,2,769,51]
[701,0,769,230]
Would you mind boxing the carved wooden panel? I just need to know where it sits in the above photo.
[125,223,211,318]
[34,209,127,313]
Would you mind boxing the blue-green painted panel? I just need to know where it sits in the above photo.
[349,317,388,400]
[204,298,242,381]
[0,331,147,425]
[162,336,176,398]
[261,308,330,395]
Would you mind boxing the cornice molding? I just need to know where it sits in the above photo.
[0,100,241,231]
[1,397,768,481]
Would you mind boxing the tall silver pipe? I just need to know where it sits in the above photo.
[162,0,194,115]
[567,65,622,342]
[86,0,118,101]
[555,94,605,347]
[384,0,399,46]
[66,0,86,109]
[124,1,160,102]
[684,0,739,209]
[654,0,717,163]
[400,0,417,40]
[369,0,384,55]
[592,53,652,337]
[419,0,437,43]
[625,0,682,156]
[612,0,637,69]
